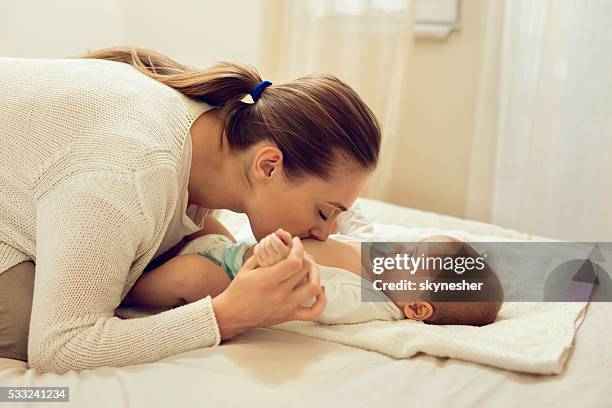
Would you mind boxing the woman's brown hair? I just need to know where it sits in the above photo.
[77,46,382,182]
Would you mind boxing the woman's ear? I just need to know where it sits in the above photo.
[403,301,434,321]
[253,146,283,180]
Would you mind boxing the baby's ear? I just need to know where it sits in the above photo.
[403,301,434,321]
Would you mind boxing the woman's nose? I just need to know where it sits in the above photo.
[308,227,325,241]
[309,223,335,241]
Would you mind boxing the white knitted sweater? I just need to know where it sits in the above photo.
[0,56,222,373]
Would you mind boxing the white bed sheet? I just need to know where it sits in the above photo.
[1,197,610,407]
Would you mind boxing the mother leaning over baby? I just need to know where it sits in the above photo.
[0,47,382,373]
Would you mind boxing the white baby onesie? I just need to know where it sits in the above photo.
[312,264,405,324]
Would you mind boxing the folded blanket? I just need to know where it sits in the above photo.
[270,299,586,375]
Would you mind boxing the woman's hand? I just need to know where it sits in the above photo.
[211,236,327,341]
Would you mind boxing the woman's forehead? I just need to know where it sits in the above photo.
[309,167,369,190]
[309,177,366,208]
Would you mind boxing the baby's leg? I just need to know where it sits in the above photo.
[122,254,231,308]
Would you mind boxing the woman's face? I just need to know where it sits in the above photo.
[244,146,371,242]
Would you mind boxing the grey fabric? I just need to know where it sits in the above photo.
[0,261,35,361]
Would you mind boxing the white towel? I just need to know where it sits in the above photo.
[115,291,587,375]
[270,300,587,375]
[269,226,589,375]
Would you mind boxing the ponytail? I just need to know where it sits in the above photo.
[77,46,382,182]
[78,46,261,108]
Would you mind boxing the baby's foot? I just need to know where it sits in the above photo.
[253,228,293,267]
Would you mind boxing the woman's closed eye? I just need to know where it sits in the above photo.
[318,210,328,221]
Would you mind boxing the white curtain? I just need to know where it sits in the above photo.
[470,0,612,241]
[265,0,416,199]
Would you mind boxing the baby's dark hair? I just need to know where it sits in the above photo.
[423,239,504,326]
[427,301,502,326]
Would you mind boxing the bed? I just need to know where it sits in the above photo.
[0,197,610,407]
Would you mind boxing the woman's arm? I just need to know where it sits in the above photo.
[29,170,223,373]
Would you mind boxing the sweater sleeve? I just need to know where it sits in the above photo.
[28,170,221,374]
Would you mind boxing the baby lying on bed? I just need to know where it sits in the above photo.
[124,228,504,327]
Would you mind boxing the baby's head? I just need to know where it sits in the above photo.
[382,235,504,326]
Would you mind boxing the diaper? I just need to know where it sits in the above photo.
[178,234,250,280]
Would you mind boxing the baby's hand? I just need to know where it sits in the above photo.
[253,228,293,267]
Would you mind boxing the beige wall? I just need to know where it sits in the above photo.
[120,0,264,69]
[0,0,125,58]
[0,0,264,66]
[386,0,491,218]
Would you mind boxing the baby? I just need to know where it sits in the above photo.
[124,229,504,327]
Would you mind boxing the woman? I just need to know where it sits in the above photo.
[0,47,382,373]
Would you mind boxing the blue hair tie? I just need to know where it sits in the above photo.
[250,80,272,102]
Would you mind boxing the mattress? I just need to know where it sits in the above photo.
[0,197,609,407]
